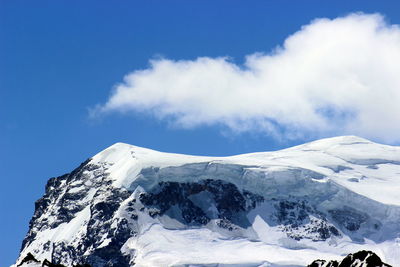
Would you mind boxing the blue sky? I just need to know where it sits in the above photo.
[1,1,400,265]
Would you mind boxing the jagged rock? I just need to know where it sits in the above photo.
[17,253,39,266]
[42,259,65,267]
[339,250,392,267]
[308,259,339,267]
[17,253,92,267]
[308,250,392,267]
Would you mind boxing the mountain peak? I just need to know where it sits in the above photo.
[13,136,400,267]
[298,135,372,149]
[91,142,158,164]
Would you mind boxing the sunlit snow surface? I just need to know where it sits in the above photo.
[92,136,400,206]
[15,136,400,266]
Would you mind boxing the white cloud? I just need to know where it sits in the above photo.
[95,13,400,143]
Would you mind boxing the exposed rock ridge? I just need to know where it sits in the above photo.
[308,250,393,267]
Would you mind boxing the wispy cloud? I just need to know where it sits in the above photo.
[93,13,400,143]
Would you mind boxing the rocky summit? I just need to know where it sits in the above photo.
[13,136,400,266]
[308,250,392,267]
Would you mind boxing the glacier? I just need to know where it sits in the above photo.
[13,136,400,266]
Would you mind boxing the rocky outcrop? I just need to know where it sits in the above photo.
[308,250,392,267]
[139,179,264,227]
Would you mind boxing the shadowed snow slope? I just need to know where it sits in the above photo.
[14,136,400,267]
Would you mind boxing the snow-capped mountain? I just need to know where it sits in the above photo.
[14,136,400,267]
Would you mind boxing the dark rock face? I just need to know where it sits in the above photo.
[329,207,369,232]
[340,250,392,267]
[134,163,342,242]
[17,252,92,267]
[261,198,341,242]
[138,179,341,242]
[308,259,339,267]
[17,252,39,266]
[308,250,392,267]
[139,179,264,228]
[83,217,133,267]
[20,160,134,267]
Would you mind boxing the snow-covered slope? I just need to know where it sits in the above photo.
[14,136,400,266]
